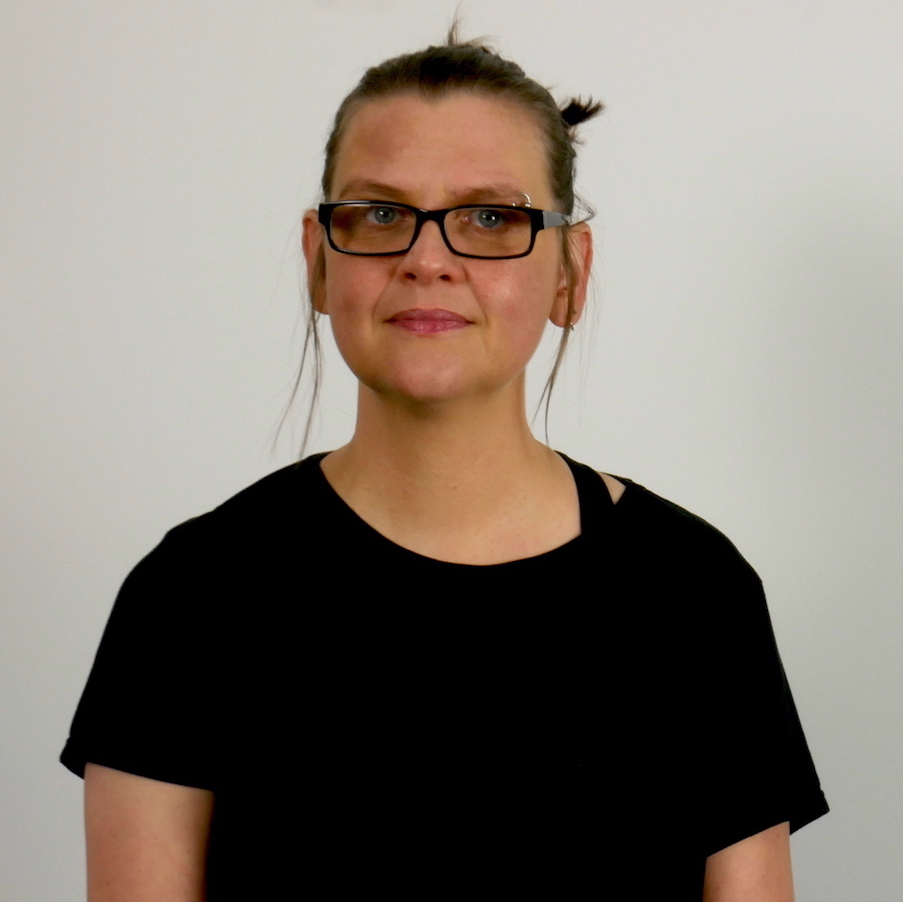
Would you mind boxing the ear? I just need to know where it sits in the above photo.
[550,222,593,329]
[302,209,328,315]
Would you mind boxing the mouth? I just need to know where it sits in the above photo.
[387,308,472,335]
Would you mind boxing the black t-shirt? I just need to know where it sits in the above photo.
[61,453,828,900]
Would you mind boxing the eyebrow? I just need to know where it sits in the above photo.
[334,179,530,206]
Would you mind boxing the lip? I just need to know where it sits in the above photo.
[387,308,472,335]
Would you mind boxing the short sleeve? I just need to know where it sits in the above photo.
[695,552,829,855]
[60,523,223,790]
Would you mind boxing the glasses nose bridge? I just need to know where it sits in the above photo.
[410,207,456,255]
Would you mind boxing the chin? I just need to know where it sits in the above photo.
[362,360,480,407]
[383,378,472,407]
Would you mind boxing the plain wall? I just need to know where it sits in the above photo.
[2,1,901,898]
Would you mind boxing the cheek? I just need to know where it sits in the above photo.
[318,262,374,363]
[489,257,561,340]
[477,291,555,378]
[322,256,383,318]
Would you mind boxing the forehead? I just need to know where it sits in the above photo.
[331,92,551,204]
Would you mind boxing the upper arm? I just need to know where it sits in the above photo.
[85,762,213,902]
[703,822,794,902]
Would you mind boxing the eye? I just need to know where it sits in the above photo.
[472,208,506,229]
[367,205,402,225]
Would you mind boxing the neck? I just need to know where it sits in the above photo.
[322,378,566,524]
[340,376,550,474]
[318,379,581,564]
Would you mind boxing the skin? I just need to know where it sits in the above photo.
[84,91,795,901]
[311,95,579,408]
[704,822,795,902]
[303,93,597,564]
[84,763,212,902]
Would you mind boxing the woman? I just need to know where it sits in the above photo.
[62,31,828,901]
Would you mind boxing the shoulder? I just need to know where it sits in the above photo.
[88,458,332,692]
[615,476,749,546]
[111,455,331,617]
[602,475,764,602]
[154,455,326,552]
[60,462,329,789]
[564,453,759,589]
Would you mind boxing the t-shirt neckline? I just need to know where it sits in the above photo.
[303,451,622,570]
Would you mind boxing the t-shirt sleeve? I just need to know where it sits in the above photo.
[60,522,222,790]
[694,546,829,855]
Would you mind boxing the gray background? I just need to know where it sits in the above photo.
[2,1,901,898]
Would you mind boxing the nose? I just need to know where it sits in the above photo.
[401,219,459,283]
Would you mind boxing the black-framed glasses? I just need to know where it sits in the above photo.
[318,201,570,260]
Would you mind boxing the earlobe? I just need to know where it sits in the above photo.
[302,211,328,314]
[549,224,593,329]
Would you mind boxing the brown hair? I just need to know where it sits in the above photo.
[289,25,603,451]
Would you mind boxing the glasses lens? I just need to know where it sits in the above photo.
[445,207,533,257]
[328,204,416,254]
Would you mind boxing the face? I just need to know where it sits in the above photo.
[303,92,591,408]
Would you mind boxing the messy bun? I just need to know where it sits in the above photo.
[560,98,605,129]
